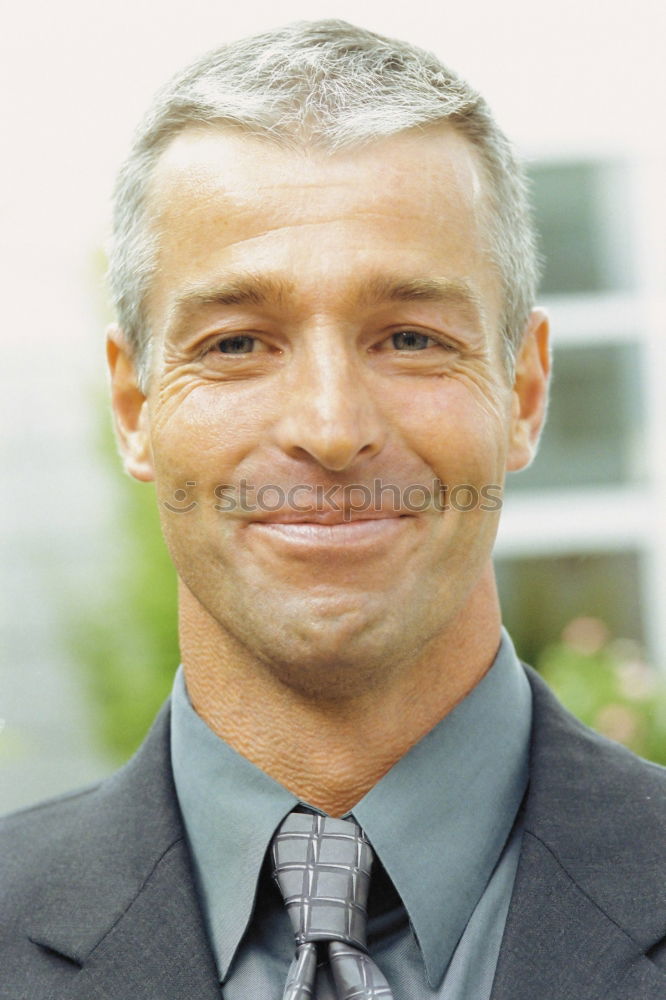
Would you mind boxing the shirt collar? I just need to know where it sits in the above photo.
[170,629,531,987]
[351,629,531,985]
[170,672,298,978]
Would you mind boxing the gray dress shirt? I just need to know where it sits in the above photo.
[170,631,532,999]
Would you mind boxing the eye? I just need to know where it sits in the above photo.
[389,330,438,351]
[215,334,258,354]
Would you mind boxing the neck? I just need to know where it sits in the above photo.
[180,575,502,816]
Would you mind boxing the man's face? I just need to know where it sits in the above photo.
[110,126,548,693]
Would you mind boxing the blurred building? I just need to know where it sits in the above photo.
[497,156,666,669]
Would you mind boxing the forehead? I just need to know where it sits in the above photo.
[148,123,488,231]
[144,125,499,327]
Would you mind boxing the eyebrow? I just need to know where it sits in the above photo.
[359,275,485,322]
[169,272,486,330]
[173,275,294,315]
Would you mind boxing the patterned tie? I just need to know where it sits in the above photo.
[271,811,394,1000]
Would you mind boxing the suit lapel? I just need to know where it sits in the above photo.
[491,831,666,1000]
[492,669,666,999]
[25,704,221,999]
[62,836,221,1000]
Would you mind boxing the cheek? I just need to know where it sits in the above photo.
[392,375,512,475]
[148,382,269,484]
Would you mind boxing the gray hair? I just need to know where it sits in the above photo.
[109,19,540,384]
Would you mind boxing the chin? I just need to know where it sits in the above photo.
[241,605,415,700]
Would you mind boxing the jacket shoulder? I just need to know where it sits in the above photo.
[525,662,666,803]
[0,703,183,947]
[1,783,102,909]
[524,665,666,946]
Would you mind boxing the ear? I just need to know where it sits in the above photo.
[506,308,551,472]
[106,325,155,482]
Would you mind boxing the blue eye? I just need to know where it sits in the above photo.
[217,335,256,354]
[391,331,432,350]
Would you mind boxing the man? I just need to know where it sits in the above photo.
[2,20,666,1000]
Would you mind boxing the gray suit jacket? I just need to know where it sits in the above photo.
[2,668,666,999]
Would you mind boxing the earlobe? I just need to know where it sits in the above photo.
[106,326,155,482]
[506,309,551,472]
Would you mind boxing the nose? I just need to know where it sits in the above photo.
[272,334,387,472]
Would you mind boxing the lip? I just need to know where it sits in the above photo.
[246,514,416,549]
[249,509,409,525]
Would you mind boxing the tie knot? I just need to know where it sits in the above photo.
[271,812,373,950]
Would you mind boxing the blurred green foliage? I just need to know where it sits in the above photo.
[68,410,179,763]
[536,618,666,765]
